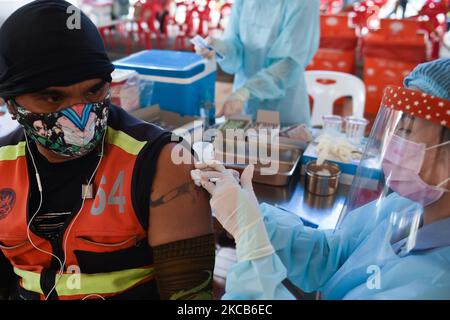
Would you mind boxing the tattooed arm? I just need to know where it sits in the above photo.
[148,143,215,300]
[149,143,213,244]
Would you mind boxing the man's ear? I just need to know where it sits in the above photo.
[5,100,18,120]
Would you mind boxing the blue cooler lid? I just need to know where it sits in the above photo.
[113,50,206,79]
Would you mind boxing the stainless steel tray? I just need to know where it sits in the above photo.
[214,142,303,186]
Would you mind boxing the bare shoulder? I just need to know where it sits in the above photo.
[148,143,213,247]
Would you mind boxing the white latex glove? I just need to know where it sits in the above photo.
[192,163,274,261]
[217,87,250,118]
[195,44,215,60]
[191,160,240,187]
[194,37,226,60]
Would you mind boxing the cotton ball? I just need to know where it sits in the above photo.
[190,169,202,187]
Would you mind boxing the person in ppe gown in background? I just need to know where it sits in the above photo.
[195,0,320,125]
[193,58,450,300]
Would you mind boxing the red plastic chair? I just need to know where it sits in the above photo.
[320,0,344,14]
[415,0,448,59]
[97,20,135,55]
[189,1,212,38]
[349,0,388,30]
[212,1,232,32]
[133,0,165,49]
[347,0,388,60]
[165,1,193,50]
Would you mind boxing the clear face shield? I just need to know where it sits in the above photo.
[337,86,450,255]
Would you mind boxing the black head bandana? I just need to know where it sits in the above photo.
[0,0,114,100]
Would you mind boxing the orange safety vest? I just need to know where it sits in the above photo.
[0,105,173,300]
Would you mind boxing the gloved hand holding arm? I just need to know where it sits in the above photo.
[193,162,343,299]
[196,163,274,261]
[194,162,294,299]
[192,159,385,299]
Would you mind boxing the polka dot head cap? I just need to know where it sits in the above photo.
[381,86,450,128]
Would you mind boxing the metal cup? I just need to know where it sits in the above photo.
[305,161,341,196]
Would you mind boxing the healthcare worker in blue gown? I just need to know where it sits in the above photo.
[195,0,320,125]
[193,58,450,299]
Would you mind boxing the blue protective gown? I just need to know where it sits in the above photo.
[223,194,450,300]
[217,0,320,125]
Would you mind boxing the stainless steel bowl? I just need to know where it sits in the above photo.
[305,161,341,196]
[303,190,336,209]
